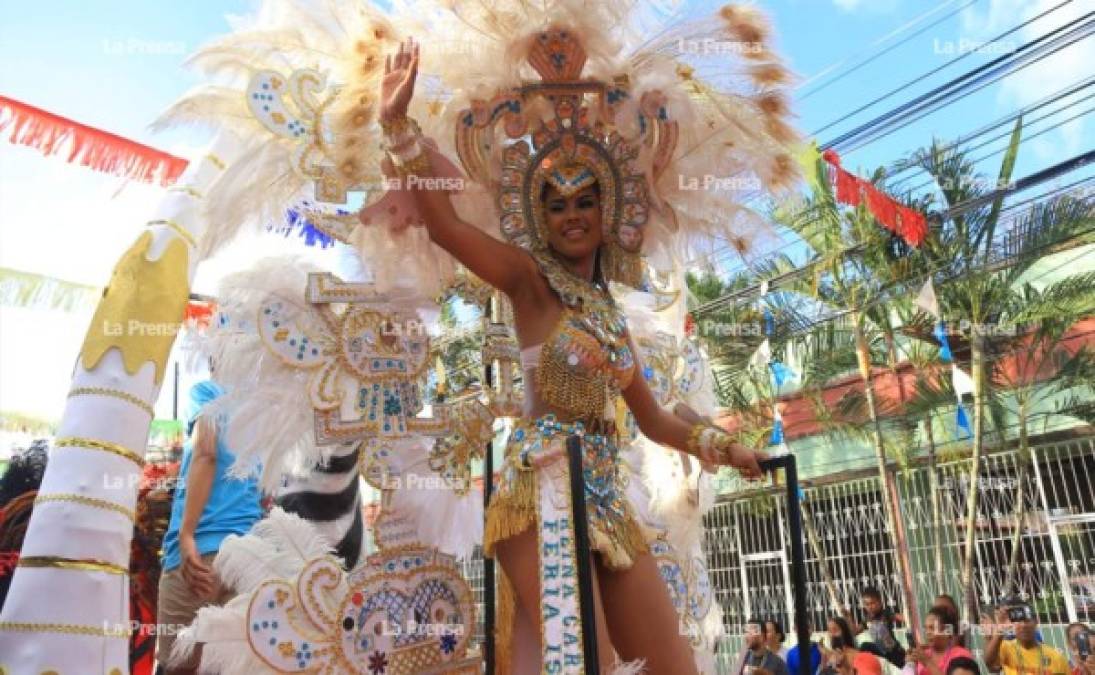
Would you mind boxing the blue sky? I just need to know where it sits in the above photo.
[1,0,1091,421]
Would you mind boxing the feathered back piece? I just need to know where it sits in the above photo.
[156,0,801,290]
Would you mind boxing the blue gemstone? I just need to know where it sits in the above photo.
[252,623,259,631]
[268,601,275,609]
[269,637,276,645]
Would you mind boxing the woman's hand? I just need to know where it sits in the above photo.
[380,37,419,122]
[720,440,766,480]
[906,647,927,664]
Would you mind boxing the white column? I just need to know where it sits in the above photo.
[0,138,235,675]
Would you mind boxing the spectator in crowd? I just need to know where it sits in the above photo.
[1065,623,1095,675]
[907,606,973,675]
[823,616,883,675]
[768,618,789,660]
[0,441,48,611]
[947,656,983,675]
[156,380,263,674]
[743,618,791,675]
[933,594,968,647]
[0,440,48,508]
[985,602,1070,675]
[788,617,824,675]
[852,587,907,668]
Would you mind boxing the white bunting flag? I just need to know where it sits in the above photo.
[915,277,941,320]
[750,338,771,370]
[952,364,975,398]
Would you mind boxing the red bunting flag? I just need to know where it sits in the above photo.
[0,95,188,185]
[821,149,926,247]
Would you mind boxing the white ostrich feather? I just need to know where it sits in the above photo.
[190,257,335,488]
[382,438,484,559]
[174,509,339,674]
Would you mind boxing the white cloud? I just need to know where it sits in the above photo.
[960,0,1094,162]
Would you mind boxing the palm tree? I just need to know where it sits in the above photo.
[909,118,1095,619]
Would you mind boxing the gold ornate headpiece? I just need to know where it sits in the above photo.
[454,26,679,289]
[543,159,597,198]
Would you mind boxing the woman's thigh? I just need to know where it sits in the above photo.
[494,525,615,671]
[596,550,699,675]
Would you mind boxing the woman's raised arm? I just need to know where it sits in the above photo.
[377,38,538,300]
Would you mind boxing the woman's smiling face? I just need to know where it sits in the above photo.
[542,183,603,260]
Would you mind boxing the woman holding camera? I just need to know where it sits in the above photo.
[906,606,974,675]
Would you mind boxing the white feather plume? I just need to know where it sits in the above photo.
[382,437,484,559]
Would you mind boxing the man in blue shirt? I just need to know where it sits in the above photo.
[787,618,823,675]
[155,380,262,674]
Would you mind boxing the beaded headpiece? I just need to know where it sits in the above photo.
[454,27,679,289]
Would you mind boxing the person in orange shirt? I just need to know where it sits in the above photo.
[985,603,1070,675]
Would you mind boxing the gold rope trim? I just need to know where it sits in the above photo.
[205,153,226,170]
[34,494,135,523]
[167,185,202,199]
[18,556,127,576]
[146,219,197,248]
[0,621,129,638]
[68,386,154,417]
[54,436,144,468]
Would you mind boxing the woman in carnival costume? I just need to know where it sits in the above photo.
[372,6,798,668]
[0,1,802,672]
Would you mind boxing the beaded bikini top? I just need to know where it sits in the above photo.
[529,251,635,420]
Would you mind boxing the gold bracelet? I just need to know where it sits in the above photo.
[395,149,433,179]
[686,422,717,464]
[381,115,422,145]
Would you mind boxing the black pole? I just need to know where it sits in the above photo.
[483,358,495,673]
[759,455,810,675]
[567,434,600,673]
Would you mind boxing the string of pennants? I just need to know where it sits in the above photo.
[0,95,333,249]
[820,148,928,247]
[742,274,976,444]
[915,276,975,439]
[747,280,798,449]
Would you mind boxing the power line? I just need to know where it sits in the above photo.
[797,0,980,101]
[825,11,1095,153]
[810,0,1073,138]
[686,8,1090,277]
[692,149,1095,316]
[886,75,1095,179]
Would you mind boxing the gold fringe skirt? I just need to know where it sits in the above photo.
[483,415,649,673]
[483,414,648,569]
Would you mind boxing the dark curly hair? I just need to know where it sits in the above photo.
[0,440,49,509]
